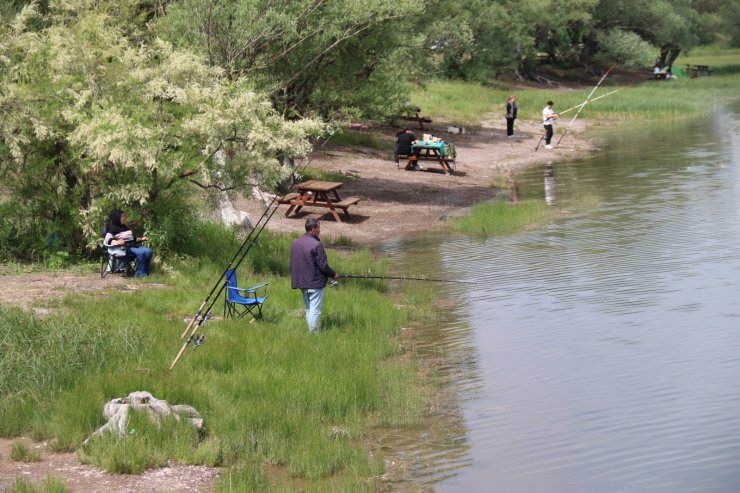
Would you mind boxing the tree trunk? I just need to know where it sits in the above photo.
[658,44,681,68]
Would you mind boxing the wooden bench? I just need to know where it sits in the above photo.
[335,197,361,210]
[277,192,300,204]
[685,64,712,77]
[396,107,432,130]
[281,190,360,222]
[398,156,456,175]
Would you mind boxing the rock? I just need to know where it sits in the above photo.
[219,198,253,231]
[84,391,203,444]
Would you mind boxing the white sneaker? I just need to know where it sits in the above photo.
[545,144,553,149]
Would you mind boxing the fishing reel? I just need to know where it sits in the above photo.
[193,334,205,349]
[328,279,339,288]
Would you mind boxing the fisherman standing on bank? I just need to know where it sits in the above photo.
[542,100,559,149]
[290,218,339,332]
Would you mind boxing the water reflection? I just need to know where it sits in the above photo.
[383,105,740,492]
[544,161,556,206]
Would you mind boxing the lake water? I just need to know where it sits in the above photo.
[382,102,740,492]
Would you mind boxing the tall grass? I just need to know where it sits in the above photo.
[452,199,552,236]
[0,223,425,491]
[411,50,740,127]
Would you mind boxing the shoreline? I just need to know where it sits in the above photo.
[236,115,597,247]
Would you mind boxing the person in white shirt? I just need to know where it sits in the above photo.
[542,101,559,149]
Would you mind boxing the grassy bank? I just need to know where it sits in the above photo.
[0,224,434,491]
[411,48,740,127]
[452,200,553,236]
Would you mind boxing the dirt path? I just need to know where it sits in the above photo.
[236,114,593,245]
[0,438,220,492]
[0,269,166,315]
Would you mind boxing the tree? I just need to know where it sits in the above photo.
[156,0,427,119]
[0,1,323,257]
[591,0,701,67]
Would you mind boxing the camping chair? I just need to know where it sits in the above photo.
[100,226,136,278]
[223,269,268,320]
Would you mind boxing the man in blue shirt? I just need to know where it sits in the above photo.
[290,218,339,332]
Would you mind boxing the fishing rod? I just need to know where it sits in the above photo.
[534,87,625,152]
[556,66,614,147]
[555,87,623,116]
[170,135,333,370]
[339,274,472,284]
[535,66,614,152]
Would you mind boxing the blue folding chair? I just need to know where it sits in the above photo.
[223,269,268,320]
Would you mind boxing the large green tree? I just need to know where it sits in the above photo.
[0,1,323,257]
[156,0,427,119]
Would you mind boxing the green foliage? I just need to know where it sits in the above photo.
[0,1,324,258]
[595,29,656,69]
[157,0,427,119]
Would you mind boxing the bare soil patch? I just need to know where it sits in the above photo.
[0,269,166,315]
[0,438,220,493]
[236,115,594,245]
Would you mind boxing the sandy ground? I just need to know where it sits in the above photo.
[236,115,594,245]
[0,114,595,492]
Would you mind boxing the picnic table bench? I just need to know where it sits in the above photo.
[278,180,360,222]
[397,106,432,130]
[685,64,712,77]
[397,141,456,175]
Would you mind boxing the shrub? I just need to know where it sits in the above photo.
[595,29,656,69]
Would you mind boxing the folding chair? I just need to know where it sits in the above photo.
[100,226,136,278]
[223,269,268,320]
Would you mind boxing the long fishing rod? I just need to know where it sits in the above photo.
[554,89,615,116]
[556,66,614,147]
[535,87,624,152]
[535,66,614,152]
[340,274,472,284]
[170,135,333,370]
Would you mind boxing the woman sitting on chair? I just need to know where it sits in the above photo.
[105,209,153,277]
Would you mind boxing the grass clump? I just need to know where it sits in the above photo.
[9,441,42,462]
[453,199,552,236]
[2,477,66,493]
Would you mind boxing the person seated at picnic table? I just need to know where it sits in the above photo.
[394,128,422,171]
[104,208,154,277]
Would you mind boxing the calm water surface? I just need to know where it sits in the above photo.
[383,102,740,492]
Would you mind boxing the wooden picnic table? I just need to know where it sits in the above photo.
[397,106,432,130]
[278,180,360,223]
[685,64,712,77]
[400,141,456,175]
